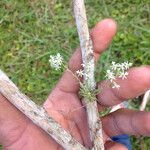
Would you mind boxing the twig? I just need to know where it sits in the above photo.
[140,90,150,111]
[0,69,87,150]
[73,0,104,149]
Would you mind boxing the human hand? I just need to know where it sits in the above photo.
[0,19,150,150]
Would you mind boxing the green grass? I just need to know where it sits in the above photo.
[0,0,149,149]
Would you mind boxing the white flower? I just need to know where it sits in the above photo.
[49,53,63,70]
[76,61,93,79]
[119,63,125,70]
[105,70,115,82]
[112,82,120,89]
[111,61,119,70]
[123,61,133,70]
[119,71,129,80]
[76,69,90,79]
[76,69,84,77]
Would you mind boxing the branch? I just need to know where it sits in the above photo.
[73,0,104,149]
[140,90,150,111]
[0,69,87,150]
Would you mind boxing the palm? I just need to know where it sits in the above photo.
[1,19,150,150]
[45,87,92,148]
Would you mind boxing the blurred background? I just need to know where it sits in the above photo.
[0,0,149,149]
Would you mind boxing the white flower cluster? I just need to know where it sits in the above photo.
[49,53,63,70]
[76,63,85,78]
[106,61,132,89]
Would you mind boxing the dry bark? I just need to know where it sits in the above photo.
[140,90,150,111]
[73,0,104,149]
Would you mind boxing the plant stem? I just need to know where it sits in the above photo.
[73,0,104,149]
[0,69,87,150]
[140,90,150,111]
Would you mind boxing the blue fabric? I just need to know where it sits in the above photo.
[111,134,132,150]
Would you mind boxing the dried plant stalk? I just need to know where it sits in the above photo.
[0,70,87,150]
[73,0,104,149]
[140,90,150,111]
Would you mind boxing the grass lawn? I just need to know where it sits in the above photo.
[0,0,149,149]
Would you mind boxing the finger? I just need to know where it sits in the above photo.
[56,19,117,93]
[102,108,150,137]
[97,66,150,107]
[105,141,128,150]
